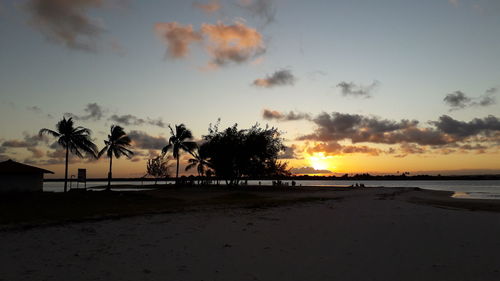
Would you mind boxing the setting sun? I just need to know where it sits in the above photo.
[308,152,335,172]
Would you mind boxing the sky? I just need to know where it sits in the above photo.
[0,0,499,178]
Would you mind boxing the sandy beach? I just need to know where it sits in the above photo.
[1,187,500,281]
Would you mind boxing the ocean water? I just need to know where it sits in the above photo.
[43,180,500,199]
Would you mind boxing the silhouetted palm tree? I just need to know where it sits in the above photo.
[39,117,98,192]
[98,125,133,190]
[162,124,197,184]
[185,144,212,184]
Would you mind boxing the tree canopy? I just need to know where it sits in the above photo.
[202,123,290,185]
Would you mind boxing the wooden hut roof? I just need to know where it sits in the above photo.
[0,159,54,175]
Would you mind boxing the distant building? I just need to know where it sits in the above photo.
[0,159,54,192]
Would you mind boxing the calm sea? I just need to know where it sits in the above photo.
[43,180,500,200]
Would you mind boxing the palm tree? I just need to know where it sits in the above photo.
[39,117,98,192]
[162,124,197,184]
[98,125,133,190]
[185,144,212,184]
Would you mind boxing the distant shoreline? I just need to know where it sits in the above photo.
[44,175,500,182]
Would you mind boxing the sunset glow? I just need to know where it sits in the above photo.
[308,153,335,172]
[0,0,498,178]
[2,2,500,280]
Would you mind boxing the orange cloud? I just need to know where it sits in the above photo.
[154,22,202,58]
[200,21,265,66]
[306,141,383,156]
[156,20,265,67]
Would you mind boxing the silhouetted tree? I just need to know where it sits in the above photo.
[39,117,98,192]
[162,124,197,184]
[98,125,133,190]
[205,169,214,185]
[267,160,292,177]
[203,123,287,185]
[185,143,212,184]
[146,156,173,184]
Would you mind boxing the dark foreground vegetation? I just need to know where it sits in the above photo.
[0,186,339,228]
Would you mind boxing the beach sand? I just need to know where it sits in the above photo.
[1,187,500,281]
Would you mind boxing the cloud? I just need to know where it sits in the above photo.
[476,88,497,106]
[147,118,167,128]
[298,112,421,143]
[2,140,31,148]
[64,104,166,128]
[431,115,500,138]
[400,142,426,154]
[2,133,49,148]
[109,114,167,128]
[26,106,42,113]
[293,112,500,151]
[291,166,332,175]
[459,143,488,153]
[201,21,265,67]
[238,0,276,25]
[280,112,500,157]
[444,88,497,111]
[26,0,105,52]
[130,149,161,162]
[65,103,104,121]
[394,143,427,158]
[253,69,296,88]
[193,0,221,14]
[27,105,53,118]
[46,148,66,159]
[449,0,459,7]
[486,87,498,94]
[262,109,310,121]
[154,22,202,58]
[155,20,265,67]
[128,130,167,150]
[27,147,45,158]
[278,144,299,159]
[43,148,80,165]
[443,91,471,110]
[337,81,379,98]
[306,141,383,156]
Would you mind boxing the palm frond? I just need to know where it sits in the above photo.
[162,143,172,154]
[168,125,175,137]
[118,146,134,158]
[72,126,91,136]
[69,144,84,158]
[98,146,109,158]
[116,135,132,146]
[181,141,198,154]
[39,128,60,138]
[185,162,197,171]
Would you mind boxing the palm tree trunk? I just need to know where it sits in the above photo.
[176,157,180,185]
[64,146,69,193]
[107,155,113,191]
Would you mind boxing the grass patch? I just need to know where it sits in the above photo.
[0,188,341,229]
